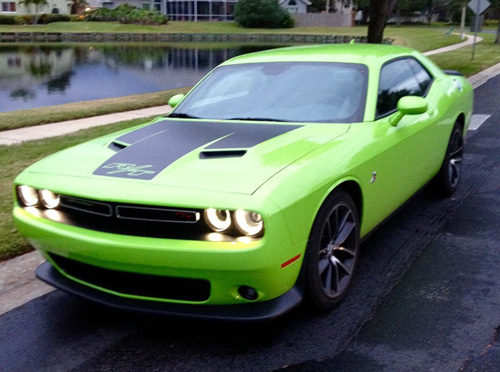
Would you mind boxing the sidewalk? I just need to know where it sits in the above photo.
[0,105,171,146]
[1,35,500,317]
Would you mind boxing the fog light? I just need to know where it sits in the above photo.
[238,286,258,301]
[17,185,39,207]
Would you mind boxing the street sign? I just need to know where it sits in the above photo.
[468,0,490,60]
[467,0,490,14]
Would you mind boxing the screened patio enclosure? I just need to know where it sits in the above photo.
[162,0,236,21]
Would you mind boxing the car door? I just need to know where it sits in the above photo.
[358,57,440,233]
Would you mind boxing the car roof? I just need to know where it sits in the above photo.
[221,43,418,67]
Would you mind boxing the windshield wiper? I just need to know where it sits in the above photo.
[228,117,286,122]
[168,112,200,119]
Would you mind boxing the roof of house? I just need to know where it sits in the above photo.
[279,0,313,6]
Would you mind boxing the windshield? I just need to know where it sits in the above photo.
[171,62,368,123]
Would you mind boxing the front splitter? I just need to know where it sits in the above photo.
[36,261,303,322]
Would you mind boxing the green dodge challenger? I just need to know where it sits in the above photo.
[13,44,473,321]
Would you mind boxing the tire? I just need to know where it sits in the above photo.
[434,122,464,196]
[305,189,360,311]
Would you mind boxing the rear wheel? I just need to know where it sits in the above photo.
[305,189,360,310]
[434,122,464,196]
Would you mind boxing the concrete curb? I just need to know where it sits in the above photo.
[468,61,500,89]
[0,251,52,316]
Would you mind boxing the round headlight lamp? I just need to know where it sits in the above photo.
[40,189,60,209]
[205,208,231,232]
[234,210,263,236]
[17,185,39,207]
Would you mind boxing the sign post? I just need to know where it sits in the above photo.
[468,0,491,60]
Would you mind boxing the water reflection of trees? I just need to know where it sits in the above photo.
[10,88,36,101]
[87,44,285,71]
[46,71,74,93]
[1,44,283,107]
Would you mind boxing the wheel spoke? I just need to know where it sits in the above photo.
[334,220,355,246]
[334,246,356,258]
[450,145,463,157]
[325,217,333,242]
[318,257,329,274]
[332,255,352,275]
[328,258,340,293]
[322,263,333,291]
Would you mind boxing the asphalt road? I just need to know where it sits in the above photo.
[0,76,499,372]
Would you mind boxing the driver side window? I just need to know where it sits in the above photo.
[377,58,432,118]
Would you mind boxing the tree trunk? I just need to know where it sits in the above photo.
[34,4,39,24]
[426,0,433,26]
[496,20,500,43]
[367,0,397,44]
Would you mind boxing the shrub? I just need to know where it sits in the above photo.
[0,15,18,24]
[15,15,34,25]
[69,14,85,22]
[85,3,167,25]
[85,7,118,22]
[47,14,71,23]
[234,0,294,28]
[36,13,70,24]
[118,8,167,25]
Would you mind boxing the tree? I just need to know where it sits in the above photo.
[234,0,294,28]
[491,0,500,43]
[70,0,88,14]
[367,0,398,43]
[20,0,48,24]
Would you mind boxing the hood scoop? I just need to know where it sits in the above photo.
[200,150,247,159]
[109,140,130,152]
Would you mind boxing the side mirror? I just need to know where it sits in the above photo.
[390,96,428,126]
[168,94,185,109]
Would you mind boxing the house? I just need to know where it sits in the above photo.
[104,0,237,21]
[1,0,71,15]
[100,0,350,22]
[279,0,311,14]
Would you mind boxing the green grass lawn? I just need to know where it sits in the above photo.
[429,33,500,76]
[0,87,189,131]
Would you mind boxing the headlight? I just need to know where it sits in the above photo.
[17,185,39,207]
[40,189,60,209]
[234,209,263,236]
[205,208,231,232]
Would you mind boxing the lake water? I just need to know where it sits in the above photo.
[0,43,285,112]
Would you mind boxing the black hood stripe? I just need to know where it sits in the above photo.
[94,120,302,180]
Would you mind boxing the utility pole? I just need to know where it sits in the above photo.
[460,6,466,40]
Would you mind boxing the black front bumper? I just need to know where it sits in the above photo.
[36,261,303,322]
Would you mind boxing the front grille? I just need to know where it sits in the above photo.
[60,196,112,217]
[53,196,210,240]
[50,254,211,302]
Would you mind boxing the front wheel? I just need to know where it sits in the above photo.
[305,189,360,311]
[434,122,464,196]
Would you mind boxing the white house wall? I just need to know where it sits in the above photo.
[1,0,71,15]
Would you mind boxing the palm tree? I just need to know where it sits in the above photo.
[20,0,48,24]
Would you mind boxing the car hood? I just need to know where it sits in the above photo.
[22,119,350,195]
